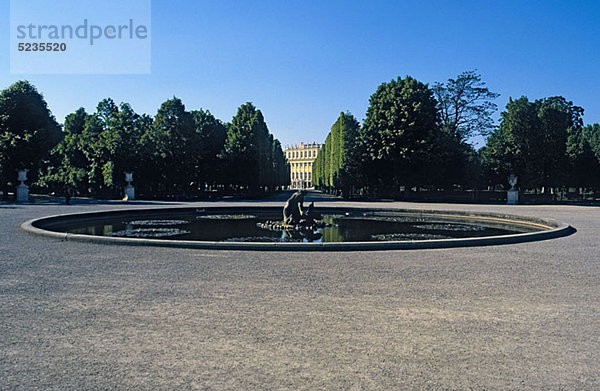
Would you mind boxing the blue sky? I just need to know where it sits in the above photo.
[2,0,599,148]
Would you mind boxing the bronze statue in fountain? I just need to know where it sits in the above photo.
[257,191,328,240]
[282,190,323,227]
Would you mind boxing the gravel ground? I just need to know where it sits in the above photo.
[1,193,599,390]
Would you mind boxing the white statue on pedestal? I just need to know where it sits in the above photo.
[507,174,518,205]
[124,172,135,201]
[16,169,29,202]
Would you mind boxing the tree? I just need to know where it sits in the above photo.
[221,102,288,191]
[433,70,499,142]
[430,71,499,188]
[481,96,583,190]
[223,103,260,188]
[566,123,600,189]
[585,124,600,162]
[271,138,290,189]
[142,97,196,196]
[360,76,440,194]
[0,81,62,198]
[190,109,226,190]
[38,107,90,195]
[312,112,361,196]
[40,101,152,198]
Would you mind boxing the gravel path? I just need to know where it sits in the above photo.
[1,194,599,390]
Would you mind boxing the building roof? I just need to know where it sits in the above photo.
[284,142,322,150]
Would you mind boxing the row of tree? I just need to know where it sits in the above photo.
[313,71,600,199]
[482,97,600,190]
[3,74,600,202]
[0,81,289,199]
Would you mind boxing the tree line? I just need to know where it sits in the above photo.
[313,71,600,201]
[0,81,289,200]
[3,75,600,203]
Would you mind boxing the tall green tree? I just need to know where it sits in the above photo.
[223,103,263,188]
[223,103,260,187]
[433,70,500,141]
[360,76,440,193]
[271,138,290,189]
[142,97,196,195]
[41,101,151,197]
[482,96,583,189]
[566,123,600,189]
[312,112,361,195]
[0,81,62,197]
[585,124,600,161]
[221,102,288,191]
[190,109,226,190]
[38,107,90,195]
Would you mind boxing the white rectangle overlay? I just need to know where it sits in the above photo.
[10,0,151,74]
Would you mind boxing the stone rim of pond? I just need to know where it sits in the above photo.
[21,206,575,251]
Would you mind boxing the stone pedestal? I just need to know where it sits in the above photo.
[124,184,135,200]
[124,172,135,200]
[507,189,519,205]
[16,183,29,202]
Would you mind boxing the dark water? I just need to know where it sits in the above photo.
[60,211,534,243]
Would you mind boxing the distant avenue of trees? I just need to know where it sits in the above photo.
[313,72,600,201]
[2,72,600,203]
[0,81,289,200]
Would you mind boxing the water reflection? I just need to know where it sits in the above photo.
[62,212,530,243]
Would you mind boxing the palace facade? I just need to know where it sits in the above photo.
[284,142,322,189]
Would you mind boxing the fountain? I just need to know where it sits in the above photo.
[21,190,574,251]
[256,190,330,241]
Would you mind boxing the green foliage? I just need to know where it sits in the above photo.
[360,76,440,191]
[190,109,226,189]
[39,107,90,194]
[0,81,62,196]
[222,102,288,190]
[482,96,584,189]
[41,99,152,196]
[315,76,484,196]
[36,96,288,198]
[271,138,290,188]
[142,97,197,194]
[7,78,600,202]
[566,123,600,188]
[312,112,361,194]
[433,70,499,141]
[583,124,600,161]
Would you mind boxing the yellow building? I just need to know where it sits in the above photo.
[285,142,322,189]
